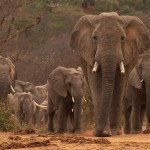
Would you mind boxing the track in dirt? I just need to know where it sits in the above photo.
[0,130,150,150]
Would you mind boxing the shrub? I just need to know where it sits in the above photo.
[0,104,22,132]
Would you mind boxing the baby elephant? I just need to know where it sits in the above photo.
[7,92,47,125]
[124,49,150,134]
[47,66,85,133]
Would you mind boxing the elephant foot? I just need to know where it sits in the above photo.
[124,129,131,134]
[70,128,81,133]
[124,126,131,134]
[55,131,64,134]
[111,128,122,135]
[48,129,54,133]
[131,130,142,134]
[93,130,111,137]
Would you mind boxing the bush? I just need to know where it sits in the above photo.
[0,104,22,132]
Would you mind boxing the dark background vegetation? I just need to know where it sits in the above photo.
[0,0,150,129]
[1,0,150,85]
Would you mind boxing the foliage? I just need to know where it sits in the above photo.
[94,0,150,15]
[60,0,81,6]
[0,104,22,132]
[14,18,34,30]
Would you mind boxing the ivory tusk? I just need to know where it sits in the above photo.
[33,100,48,110]
[140,79,143,83]
[119,61,125,74]
[92,61,99,73]
[72,109,73,112]
[10,85,15,93]
[72,97,75,102]
[41,117,44,122]
[83,96,86,102]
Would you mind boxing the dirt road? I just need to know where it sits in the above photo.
[0,130,150,150]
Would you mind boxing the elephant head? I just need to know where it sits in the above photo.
[15,80,35,93]
[70,12,150,133]
[0,56,17,101]
[128,49,150,125]
[48,66,85,132]
[129,49,150,89]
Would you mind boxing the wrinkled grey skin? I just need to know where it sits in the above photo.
[70,12,150,136]
[0,56,17,102]
[14,80,48,104]
[124,49,150,134]
[14,80,48,125]
[47,66,84,133]
[38,100,48,127]
[7,92,36,125]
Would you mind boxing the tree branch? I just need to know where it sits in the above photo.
[0,17,41,46]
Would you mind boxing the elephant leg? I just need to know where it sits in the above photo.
[56,100,66,133]
[132,89,142,134]
[87,66,110,137]
[15,109,22,124]
[44,111,48,125]
[48,99,55,132]
[140,105,146,130]
[124,104,131,134]
[146,88,150,130]
[67,111,74,132]
[48,111,55,132]
[110,69,127,135]
[34,108,40,127]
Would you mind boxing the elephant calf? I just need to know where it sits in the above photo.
[7,92,47,125]
[47,66,85,133]
[124,49,150,134]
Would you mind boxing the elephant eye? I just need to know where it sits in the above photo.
[138,65,142,69]
[68,82,71,87]
[93,36,97,40]
[121,36,125,41]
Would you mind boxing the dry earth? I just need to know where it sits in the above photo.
[0,130,150,150]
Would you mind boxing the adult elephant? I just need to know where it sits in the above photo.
[7,92,47,125]
[124,49,150,134]
[70,12,150,137]
[0,56,16,102]
[47,66,85,133]
[38,100,48,127]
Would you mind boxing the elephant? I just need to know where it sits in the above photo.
[0,56,16,102]
[14,80,48,104]
[70,12,150,137]
[38,100,48,127]
[14,80,48,125]
[124,49,150,134]
[7,92,47,125]
[47,66,85,133]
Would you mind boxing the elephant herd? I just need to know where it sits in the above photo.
[0,12,150,137]
[6,67,85,133]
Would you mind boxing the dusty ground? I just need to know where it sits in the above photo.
[0,130,150,150]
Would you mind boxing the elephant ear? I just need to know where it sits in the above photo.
[6,58,17,86]
[14,80,24,92]
[122,16,150,65]
[70,15,96,66]
[48,67,67,97]
[128,67,142,89]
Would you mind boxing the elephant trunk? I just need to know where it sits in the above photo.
[0,71,12,101]
[96,55,117,132]
[72,97,81,132]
